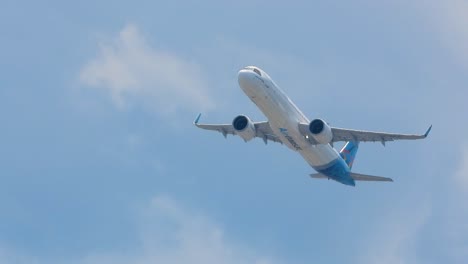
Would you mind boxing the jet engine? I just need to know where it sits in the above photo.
[232,115,256,142]
[309,119,333,144]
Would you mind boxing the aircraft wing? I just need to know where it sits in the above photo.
[330,125,432,145]
[299,123,431,145]
[194,114,282,144]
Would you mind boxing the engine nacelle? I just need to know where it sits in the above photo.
[309,119,333,144]
[232,115,256,142]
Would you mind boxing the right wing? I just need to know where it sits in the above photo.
[330,125,432,145]
[299,123,432,146]
[193,114,282,144]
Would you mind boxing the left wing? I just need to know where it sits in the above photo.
[194,114,282,144]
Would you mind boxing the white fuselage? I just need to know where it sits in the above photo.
[238,67,341,170]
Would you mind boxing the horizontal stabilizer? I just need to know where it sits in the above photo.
[310,173,393,182]
[350,172,393,182]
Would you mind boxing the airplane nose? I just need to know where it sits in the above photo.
[237,69,257,88]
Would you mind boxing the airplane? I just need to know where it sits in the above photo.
[194,66,431,186]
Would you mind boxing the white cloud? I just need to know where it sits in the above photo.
[73,195,276,264]
[358,205,430,264]
[358,143,468,264]
[415,1,468,69]
[80,24,215,115]
[0,196,277,264]
[0,246,40,264]
[439,1,468,65]
[441,145,468,262]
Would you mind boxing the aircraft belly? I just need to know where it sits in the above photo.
[249,79,341,166]
[299,145,340,167]
[263,104,303,151]
[262,107,340,167]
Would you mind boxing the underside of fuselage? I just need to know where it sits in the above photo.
[239,66,355,185]
[313,158,356,186]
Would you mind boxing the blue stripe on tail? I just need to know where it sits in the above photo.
[340,141,359,169]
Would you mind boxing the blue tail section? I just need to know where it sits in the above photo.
[340,141,359,169]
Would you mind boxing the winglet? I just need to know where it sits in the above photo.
[194,113,202,125]
[424,125,432,138]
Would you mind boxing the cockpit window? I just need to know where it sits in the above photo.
[253,68,262,76]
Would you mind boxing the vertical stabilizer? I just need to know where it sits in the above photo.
[340,141,359,169]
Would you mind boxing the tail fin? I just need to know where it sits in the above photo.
[340,141,359,169]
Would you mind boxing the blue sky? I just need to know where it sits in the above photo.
[1,0,468,263]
